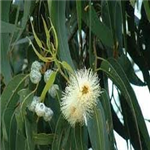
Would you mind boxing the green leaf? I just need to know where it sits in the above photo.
[40,71,57,101]
[25,117,37,150]
[118,55,145,86]
[1,1,12,84]
[2,109,15,142]
[52,115,69,150]
[61,61,74,74]
[15,1,34,42]
[12,36,34,46]
[21,1,33,28]
[15,131,26,150]
[61,127,72,150]
[143,1,150,22]
[41,16,51,48]
[119,94,142,149]
[2,117,8,142]
[48,1,75,68]
[106,0,116,43]
[100,89,115,150]
[82,5,113,48]
[15,108,25,135]
[33,133,55,145]
[28,37,51,62]
[74,125,88,150]
[1,75,28,145]
[1,1,11,22]
[31,22,43,48]
[18,88,34,117]
[100,58,150,150]
[9,112,17,150]
[14,88,35,146]
[114,1,125,54]
[1,35,12,84]
[87,101,110,150]
[1,74,28,115]
[76,0,82,33]
[1,21,22,33]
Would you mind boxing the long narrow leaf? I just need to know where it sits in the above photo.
[87,101,110,150]
[100,58,150,149]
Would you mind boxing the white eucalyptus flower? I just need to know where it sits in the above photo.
[31,61,42,71]
[35,103,46,117]
[43,107,54,122]
[61,68,101,127]
[30,69,42,84]
[44,69,53,83]
[48,84,59,98]
[28,96,40,112]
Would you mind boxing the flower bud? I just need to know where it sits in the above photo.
[48,84,59,98]
[30,69,42,84]
[43,107,54,122]
[31,61,42,71]
[44,69,53,83]
[35,103,46,117]
[28,96,40,112]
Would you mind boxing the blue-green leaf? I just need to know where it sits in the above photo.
[1,21,22,33]
[74,125,88,150]
[82,5,113,48]
[33,133,55,145]
[1,1,12,84]
[143,1,150,22]
[100,58,150,150]
[100,89,115,150]
[87,101,110,150]
[1,74,28,115]
[118,55,146,86]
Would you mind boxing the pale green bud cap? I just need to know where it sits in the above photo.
[44,69,53,83]
[28,96,40,112]
[43,107,54,122]
[31,61,42,71]
[48,84,59,98]
[30,70,42,84]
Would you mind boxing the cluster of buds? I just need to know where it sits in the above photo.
[29,61,59,122]
[30,61,59,98]
[28,96,53,122]
[30,61,42,84]
[44,69,59,98]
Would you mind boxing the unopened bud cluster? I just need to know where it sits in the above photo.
[28,96,53,122]
[44,69,59,98]
[30,61,42,84]
[30,61,59,97]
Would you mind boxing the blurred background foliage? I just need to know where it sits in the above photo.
[1,0,150,150]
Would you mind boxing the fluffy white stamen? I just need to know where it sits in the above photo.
[61,68,101,127]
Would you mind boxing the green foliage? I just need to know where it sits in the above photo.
[1,0,150,150]
[87,101,110,150]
